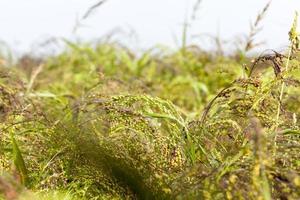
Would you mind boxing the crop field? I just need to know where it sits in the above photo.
[0,4,300,200]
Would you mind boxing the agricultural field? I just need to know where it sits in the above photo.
[0,4,300,200]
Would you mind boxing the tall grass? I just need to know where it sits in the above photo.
[0,6,300,200]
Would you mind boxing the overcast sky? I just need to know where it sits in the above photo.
[0,0,299,54]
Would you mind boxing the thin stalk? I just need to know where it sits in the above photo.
[274,45,292,145]
[275,11,298,145]
[181,4,189,53]
[26,64,43,94]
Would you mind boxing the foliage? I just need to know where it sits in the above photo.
[0,14,300,200]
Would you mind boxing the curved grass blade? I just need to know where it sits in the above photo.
[10,133,29,186]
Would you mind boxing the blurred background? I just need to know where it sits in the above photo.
[0,0,299,55]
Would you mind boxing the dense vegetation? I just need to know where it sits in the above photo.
[0,10,300,200]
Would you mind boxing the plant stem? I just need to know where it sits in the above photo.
[275,45,293,144]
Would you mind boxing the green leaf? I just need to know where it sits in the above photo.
[10,133,29,186]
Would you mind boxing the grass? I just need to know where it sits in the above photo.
[0,7,300,200]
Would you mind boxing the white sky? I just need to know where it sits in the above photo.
[0,0,299,54]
